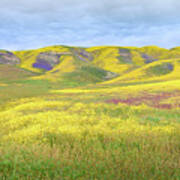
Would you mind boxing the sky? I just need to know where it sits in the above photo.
[1,0,180,50]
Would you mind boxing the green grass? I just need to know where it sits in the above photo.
[0,132,180,179]
[147,62,173,76]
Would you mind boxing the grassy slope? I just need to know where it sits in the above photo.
[13,46,110,86]
[13,45,72,73]
[0,64,36,83]
[86,46,143,74]
[103,58,180,84]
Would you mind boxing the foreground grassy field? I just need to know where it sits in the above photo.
[0,78,179,179]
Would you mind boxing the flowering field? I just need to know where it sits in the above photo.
[0,77,180,179]
[0,45,180,179]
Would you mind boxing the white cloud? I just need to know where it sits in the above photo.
[0,0,180,50]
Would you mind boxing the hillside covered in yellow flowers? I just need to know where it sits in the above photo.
[14,45,180,83]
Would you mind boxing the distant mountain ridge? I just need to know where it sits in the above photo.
[0,45,180,85]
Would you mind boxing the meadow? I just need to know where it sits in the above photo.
[0,45,180,179]
[0,79,179,179]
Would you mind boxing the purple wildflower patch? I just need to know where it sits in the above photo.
[79,52,89,58]
[106,91,180,109]
[33,59,53,71]
[167,63,174,70]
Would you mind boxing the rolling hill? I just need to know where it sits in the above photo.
[0,45,179,86]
